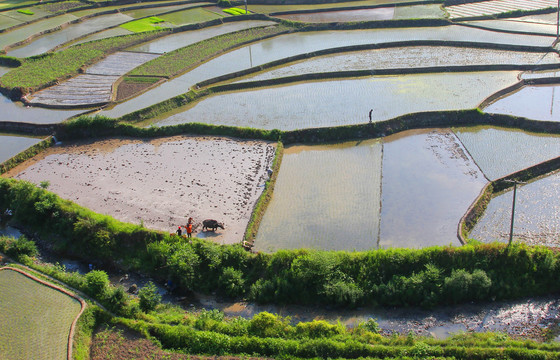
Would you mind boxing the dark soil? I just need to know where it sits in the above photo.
[115,82,154,102]
[90,324,271,360]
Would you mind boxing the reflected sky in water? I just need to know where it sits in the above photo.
[0,135,42,163]
[154,72,519,130]
[454,126,560,181]
[470,171,560,247]
[484,85,560,121]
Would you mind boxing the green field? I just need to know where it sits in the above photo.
[0,268,82,360]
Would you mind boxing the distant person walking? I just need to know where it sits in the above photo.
[369,109,373,124]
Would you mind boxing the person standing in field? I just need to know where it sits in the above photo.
[369,109,373,124]
[186,217,193,238]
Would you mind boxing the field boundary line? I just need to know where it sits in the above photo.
[0,266,87,360]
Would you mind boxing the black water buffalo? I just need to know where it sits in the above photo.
[202,219,224,232]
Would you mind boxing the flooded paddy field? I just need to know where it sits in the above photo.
[470,170,560,246]
[483,85,560,121]
[153,72,520,130]
[5,136,275,245]
[379,129,486,249]
[275,7,397,22]
[127,20,277,54]
[255,139,383,252]
[0,13,77,50]
[157,7,224,25]
[254,129,486,252]
[102,26,552,118]
[248,0,443,14]
[6,13,134,58]
[0,134,41,163]
[454,126,560,180]
[465,18,559,35]
[122,3,206,19]
[0,93,84,123]
[237,47,557,83]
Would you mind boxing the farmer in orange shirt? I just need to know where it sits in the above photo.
[186,217,193,238]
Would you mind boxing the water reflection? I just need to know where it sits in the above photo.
[379,129,486,248]
[153,72,520,130]
[470,171,560,246]
[103,25,549,118]
[0,14,77,49]
[0,135,42,163]
[0,93,84,124]
[454,126,560,180]
[484,85,560,121]
[276,7,396,22]
[7,13,134,58]
[254,139,383,252]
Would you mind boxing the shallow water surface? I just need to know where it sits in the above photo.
[102,25,549,118]
[0,94,83,123]
[7,13,134,57]
[153,72,519,130]
[254,140,383,252]
[275,7,395,22]
[0,134,42,163]
[379,129,487,248]
[454,126,560,180]
[238,47,554,83]
[470,171,560,246]
[483,85,560,121]
[127,20,277,54]
[0,13,77,49]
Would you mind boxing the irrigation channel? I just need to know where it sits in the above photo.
[1,0,560,344]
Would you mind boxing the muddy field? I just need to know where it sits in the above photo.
[6,136,276,244]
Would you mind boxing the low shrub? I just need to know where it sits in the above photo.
[138,281,161,312]
[85,270,110,299]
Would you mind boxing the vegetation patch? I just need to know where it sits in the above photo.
[128,24,290,78]
[223,7,249,16]
[38,0,84,14]
[0,30,170,95]
[16,8,33,15]
[243,141,283,245]
[120,17,166,33]
[0,267,82,360]
[1,176,560,309]
[115,76,163,102]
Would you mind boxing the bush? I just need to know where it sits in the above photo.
[218,267,245,298]
[139,281,162,312]
[85,270,109,299]
[248,312,292,338]
[1,236,38,260]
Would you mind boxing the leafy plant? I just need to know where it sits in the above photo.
[139,281,162,312]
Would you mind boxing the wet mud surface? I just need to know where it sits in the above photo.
[7,136,275,244]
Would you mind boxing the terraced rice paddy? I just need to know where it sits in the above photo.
[0,134,41,163]
[154,72,520,130]
[0,268,82,360]
[0,13,77,50]
[102,25,553,117]
[453,126,560,180]
[236,47,558,83]
[0,0,559,254]
[29,51,159,107]
[445,0,558,19]
[9,136,275,244]
[255,129,487,252]
[483,85,560,121]
[6,13,135,58]
[470,171,560,246]
[128,20,277,54]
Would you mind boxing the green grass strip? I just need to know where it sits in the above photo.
[129,24,290,78]
[0,30,170,93]
[120,17,166,33]
[223,7,248,15]
[16,8,33,15]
